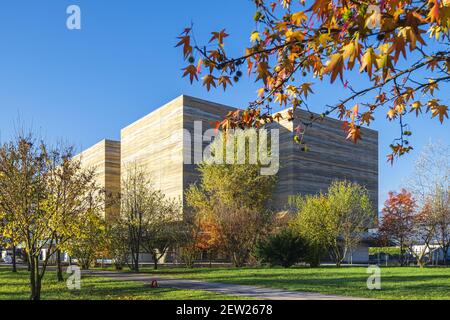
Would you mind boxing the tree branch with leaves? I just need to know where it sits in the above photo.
[177,0,449,163]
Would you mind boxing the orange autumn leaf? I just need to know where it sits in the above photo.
[209,29,229,45]
[324,53,345,83]
[175,35,192,58]
[182,65,198,83]
[202,74,217,91]
[430,104,449,123]
[218,76,232,91]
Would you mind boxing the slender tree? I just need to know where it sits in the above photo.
[292,180,374,267]
[430,186,450,264]
[142,202,181,270]
[379,189,416,266]
[408,142,450,265]
[0,136,57,300]
[407,201,436,267]
[0,135,100,299]
[121,165,180,272]
[42,145,99,281]
[327,181,374,266]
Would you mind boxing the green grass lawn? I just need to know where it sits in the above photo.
[138,266,450,300]
[0,267,239,300]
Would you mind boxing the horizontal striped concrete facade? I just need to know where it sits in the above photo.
[120,95,236,205]
[273,108,378,210]
[74,139,121,219]
[77,95,378,213]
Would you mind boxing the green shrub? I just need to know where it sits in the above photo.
[256,229,306,268]
[304,243,326,267]
[369,247,401,256]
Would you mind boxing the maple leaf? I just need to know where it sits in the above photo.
[398,27,426,51]
[343,41,361,70]
[299,82,313,98]
[324,53,344,83]
[346,125,362,143]
[209,29,229,45]
[175,35,192,58]
[430,104,449,123]
[274,93,288,106]
[255,61,271,84]
[389,35,407,63]
[410,101,423,116]
[427,58,439,71]
[182,65,198,83]
[427,0,440,23]
[218,76,232,91]
[360,47,378,78]
[387,108,397,120]
[250,31,260,43]
[423,79,439,95]
[273,113,283,122]
[360,112,374,126]
[291,11,307,25]
[202,74,217,91]
[317,33,332,46]
[376,92,387,104]
[403,87,415,102]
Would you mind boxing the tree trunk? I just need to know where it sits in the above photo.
[400,241,405,267]
[130,250,140,272]
[443,246,449,266]
[232,252,245,268]
[56,249,64,282]
[153,253,158,270]
[12,245,17,273]
[29,256,42,301]
[209,251,212,268]
[418,258,426,268]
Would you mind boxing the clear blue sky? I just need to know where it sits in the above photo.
[0,0,448,209]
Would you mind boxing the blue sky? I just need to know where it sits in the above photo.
[0,0,448,210]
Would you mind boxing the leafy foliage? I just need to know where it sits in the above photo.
[378,189,416,265]
[185,135,277,267]
[119,165,181,271]
[291,180,374,266]
[256,229,306,267]
[0,135,101,299]
[178,0,450,162]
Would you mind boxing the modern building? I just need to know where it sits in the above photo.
[120,95,236,205]
[74,139,121,220]
[76,95,379,263]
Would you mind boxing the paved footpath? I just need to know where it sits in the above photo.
[84,270,368,300]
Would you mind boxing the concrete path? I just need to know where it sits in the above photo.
[84,270,367,300]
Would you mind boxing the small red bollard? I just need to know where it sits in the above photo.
[151,279,159,288]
